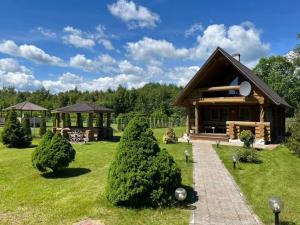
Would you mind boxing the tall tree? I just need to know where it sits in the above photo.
[253,56,300,110]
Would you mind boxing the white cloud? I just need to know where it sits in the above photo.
[69,54,117,73]
[118,60,143,75]
[108,0,160,29]
[167,66,200,87]
[36,27,56,38]
[126,22,270,67]
[0,58,41,90]
[0,40,64,66]
[63,26,95,49]
[63,25,114,50]
[126,37,189,64]
[184,23,203,37]
[191,22,270,66]
[41,72,83,93]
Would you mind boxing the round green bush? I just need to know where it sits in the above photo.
[1,110,31,148]
[106,117,182,207]
[32,131,76,173]
[236,148,261,163]
[240,130,255,148]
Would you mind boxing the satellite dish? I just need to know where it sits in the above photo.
[239,81,252,96]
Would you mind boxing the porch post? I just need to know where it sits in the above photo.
[260,104,265,123]
[61,113,66,128]
[106,113,111,128]
[88,113,93,128]
[98,112,103,128]
[186,110,190,134]
[76,113,82,127]
[195,105,199,134]
[56,113,60,127]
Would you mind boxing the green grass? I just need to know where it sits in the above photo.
[215,145,300,225]
[0,127,192,225]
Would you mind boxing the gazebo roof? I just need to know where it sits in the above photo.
[52,102,113,113]
[3,101,48,111]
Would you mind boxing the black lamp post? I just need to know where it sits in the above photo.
[269,197,283,225]
[184,150,190,163]
[232,155,237,169]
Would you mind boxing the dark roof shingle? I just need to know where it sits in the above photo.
[52,102,113,113]
[3,101,48,111]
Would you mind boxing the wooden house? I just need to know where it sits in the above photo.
[174,47,291,143]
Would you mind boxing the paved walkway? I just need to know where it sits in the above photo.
[190,142,262,225]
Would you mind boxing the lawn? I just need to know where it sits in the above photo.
[0,127,192,225]
[215,145,300,225]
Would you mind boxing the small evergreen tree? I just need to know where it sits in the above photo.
[32,131,76,173]
[106,117,181,207]
[21,114,32,141]
[39,115,47,136]
[1,110,31,148]
[240,130,255,148]
[287,111,300,156]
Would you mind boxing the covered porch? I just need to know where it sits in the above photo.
[52,102,113,141]
[186,103,272,143]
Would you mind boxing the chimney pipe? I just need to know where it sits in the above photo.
[232,53,240,61]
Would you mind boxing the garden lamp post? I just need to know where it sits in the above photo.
[216,140,220,148]
[232,155,237,169]
[184,150,190,163]
[269,197,283,225]
[175,187,187,207]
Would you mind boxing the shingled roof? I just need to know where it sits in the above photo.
[52,102,113,113]
[174,47,291,108]
[3,101,48,111]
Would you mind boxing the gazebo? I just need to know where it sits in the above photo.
[51,102,113,141]
[3,101,48,127]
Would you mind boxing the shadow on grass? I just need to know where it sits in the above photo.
[41,167,91,179]
[281,221,296,225]
[102,136,121,143]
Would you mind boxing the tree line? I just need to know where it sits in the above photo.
[0,83,184,118]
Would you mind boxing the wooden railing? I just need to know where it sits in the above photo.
[226,121,271,142]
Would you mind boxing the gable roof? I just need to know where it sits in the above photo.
[52,102,113,113]
[174,47,291,108]
[3,101,48,111]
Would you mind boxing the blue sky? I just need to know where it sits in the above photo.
[0,0,299,92]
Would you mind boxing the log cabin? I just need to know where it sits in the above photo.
[174,47,291,144]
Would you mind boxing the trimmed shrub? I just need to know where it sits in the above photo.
[1,110,31,148]
[106,117,181,207]
[287,111,300,156]
[32,131,76,173]
[21,114,32,141]
[236,148,261,163]
[162,128,178,144]
[39,115,47,136]
[240,130,255,148]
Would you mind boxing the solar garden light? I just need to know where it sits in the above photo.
[216,140,220,148]
[175,187,187,207]
[184,150,190,163]
[269,197,284,225]
[186,135,190,144]
[232,155,238,169]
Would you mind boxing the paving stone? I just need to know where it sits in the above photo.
[189,142,262,225]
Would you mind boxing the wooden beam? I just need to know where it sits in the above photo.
[260,105,265,123]
[192,96,259,105]
[198,85,240,92]
[194,106,199,134]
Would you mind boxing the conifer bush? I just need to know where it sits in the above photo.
[32,131,76,173]
[1,110,31,148]
[162,128,178,144]
[106,117,181,207]
[39,115,47,136]
[287,111,300,157]
[240,130,255,148]
[21,114,32,141]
